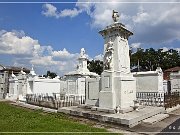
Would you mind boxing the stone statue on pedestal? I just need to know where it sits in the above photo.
[112,10,119,23]
[104,40,114,70]
[80,48,86,58]
[98,10,136,110]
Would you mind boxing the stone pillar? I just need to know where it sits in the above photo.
[98,11,136,110]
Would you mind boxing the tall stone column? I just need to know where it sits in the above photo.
[99,10,136,110]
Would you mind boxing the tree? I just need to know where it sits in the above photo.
[130,48,180,71]
[87,60,103,75]
[46,71,57,79]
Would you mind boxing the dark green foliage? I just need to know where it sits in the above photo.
[46,71,57,79]
[40,71,57,78]
[87,60,103,75]
[130,48,180,71]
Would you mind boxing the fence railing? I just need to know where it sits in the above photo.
[26,93,85,109]
[136,92,180,109]
[164,91,180,109]
[136,92,164,106]
[26,91,180,110]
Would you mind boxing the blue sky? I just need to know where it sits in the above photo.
[0,0,180,76]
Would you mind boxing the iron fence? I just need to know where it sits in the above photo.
[26,93,85,109]
[136,91,180,109]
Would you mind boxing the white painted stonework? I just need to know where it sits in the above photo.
[7,69,28,101]
[64,76,86,96]
[0,70,8,99]
[133,67,164,93]
[8,72,19,100]
[8,67,61,100]
[17,69,28,100]
[170,71,180,92]
[66,48,98,77]
[97,11,136,110]
[62,48,99,97]
[85,77,100,106]
[27,68,60,95]
[163,80,168,93]
[27,78,60,95]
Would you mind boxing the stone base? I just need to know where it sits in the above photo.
[58,106,165,128]
[142,114,169,125]
[164,104,180,114]
[99,71,136,109]
[78,104,145,114]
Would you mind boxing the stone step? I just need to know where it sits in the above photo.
[42,107,57,113]
[58,106,165,128]
[102,106,165,127]
[11,102,58,114]
[142,114,169,125]
[164,104,180,114]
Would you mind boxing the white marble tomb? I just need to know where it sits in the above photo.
[86,10,136,110]
[170,71,180,92]
[61,48,99,97]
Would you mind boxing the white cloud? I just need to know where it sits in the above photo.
[161,47,169,52]
[60,8,82,18]
[0,29,81,76]
[52,48,78,60]
[161,47,180,53]
[42,3,59,18]
[42,4,82,18]
[0,30,40,55]
[41,1,180,47]
[30,56,58,66]
[133,12,150,24]
[175,48,180,53]
[94,54,103,61]
[131,43,141,49]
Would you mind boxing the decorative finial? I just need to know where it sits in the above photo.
[11,71,16,78]
[80,48,86,58]
[30,64,36,76]
[112,10,119,23]
[31,64,34,71]
[20,67,26,75]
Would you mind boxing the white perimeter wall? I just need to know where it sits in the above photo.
[134,72,163,93]
[170,72,180,92]
[32,79,60,95]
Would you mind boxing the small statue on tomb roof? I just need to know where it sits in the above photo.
[80,48,86,58]
[112,10,119,23]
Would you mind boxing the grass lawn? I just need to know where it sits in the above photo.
[0,101,119,134]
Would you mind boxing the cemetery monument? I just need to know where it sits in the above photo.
[96,10,136,111]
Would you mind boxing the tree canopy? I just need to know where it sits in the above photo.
[87,60,103,75]
[130,48,180,71]
[40,71,57,79]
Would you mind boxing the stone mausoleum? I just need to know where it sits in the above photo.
[61,48,99,97]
